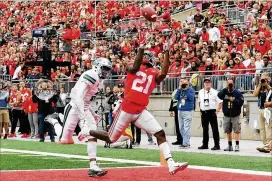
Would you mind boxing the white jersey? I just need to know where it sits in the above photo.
[70,69,101,120]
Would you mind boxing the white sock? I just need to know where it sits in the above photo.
[88,141,97,168]
[53,123,63,136]
[159,142,174,165]
[90,160,96,167]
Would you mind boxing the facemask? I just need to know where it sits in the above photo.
[181,84,187,89]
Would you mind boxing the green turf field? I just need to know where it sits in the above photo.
[0,153,141,170]
[0,139,271,172]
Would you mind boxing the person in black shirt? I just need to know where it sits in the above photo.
[32,86,58,142]
[218,78,244,152]
[194,9,204,23]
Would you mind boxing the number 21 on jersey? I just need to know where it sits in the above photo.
[131,71,153,94]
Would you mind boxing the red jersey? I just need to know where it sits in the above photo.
[20,88,31,103]
[22,96,38,114]
[123,65,159,114]
[9,91,22,108]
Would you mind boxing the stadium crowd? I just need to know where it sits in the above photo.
[0,1,271,85]
[0,1,272,152]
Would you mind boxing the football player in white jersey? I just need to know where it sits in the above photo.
[45,58,112,177]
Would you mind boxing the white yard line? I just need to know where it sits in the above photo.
[19,155,47,157]
[0,148,271,176]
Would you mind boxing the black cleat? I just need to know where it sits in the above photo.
[211,146,220,150]
[172,141,182,145]
[88,169,108,177]
[224,145,233,151]
[198,145,208,149]
[3,134,7,139]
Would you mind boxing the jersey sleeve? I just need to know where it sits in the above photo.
[82,71,98,86]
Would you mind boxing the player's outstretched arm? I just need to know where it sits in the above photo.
[127,46,145,74]
[155,50,170,83]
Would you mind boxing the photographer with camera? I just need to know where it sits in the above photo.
[218,78,244,152]
[174,77,195,149]
[253,73,272,153]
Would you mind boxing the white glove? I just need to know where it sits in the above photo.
[163,42,170,51]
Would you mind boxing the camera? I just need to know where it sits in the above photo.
[261,79,266,84]
[32,28,57,38]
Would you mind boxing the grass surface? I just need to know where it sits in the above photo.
[0,153,141,170]
[1,139,271,172]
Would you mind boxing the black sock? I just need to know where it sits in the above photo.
[236,141,239,145]
[228,141,232,146]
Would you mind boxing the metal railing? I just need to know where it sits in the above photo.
[202,4,250,24]
[103,72,272,95]
[2,68,271,95]
[0,75,12,82]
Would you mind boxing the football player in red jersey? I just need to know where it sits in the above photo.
[79,40,188,175]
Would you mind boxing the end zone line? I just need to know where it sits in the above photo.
[1,148,270,176]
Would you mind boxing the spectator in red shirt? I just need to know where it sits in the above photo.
[171,19,181,30]
[258,23,270,38]
[168,59,182,77]
[255,32,271,55]
[246,57,256,74]
[245,57,256,90]
[200,28,209,42]
[234,57,246,75]
[22,91,38,139]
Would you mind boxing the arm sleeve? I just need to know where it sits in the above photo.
[51,93,59,104]
[32,91,38,103]
[74,82,89,120]
[198,91,201,103]
[186,88,195,101]
[169,100,174,111]
[217,88,226,100]
[233,91,244,107]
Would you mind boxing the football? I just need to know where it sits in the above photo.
[141,5,157,22]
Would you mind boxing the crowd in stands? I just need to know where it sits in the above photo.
[0,1,272,153]
[0,1,272,90]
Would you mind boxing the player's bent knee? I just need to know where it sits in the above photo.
[154,129,166,143]
[154,129,165,138]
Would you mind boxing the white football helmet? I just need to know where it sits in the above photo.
[93,58,112,79]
